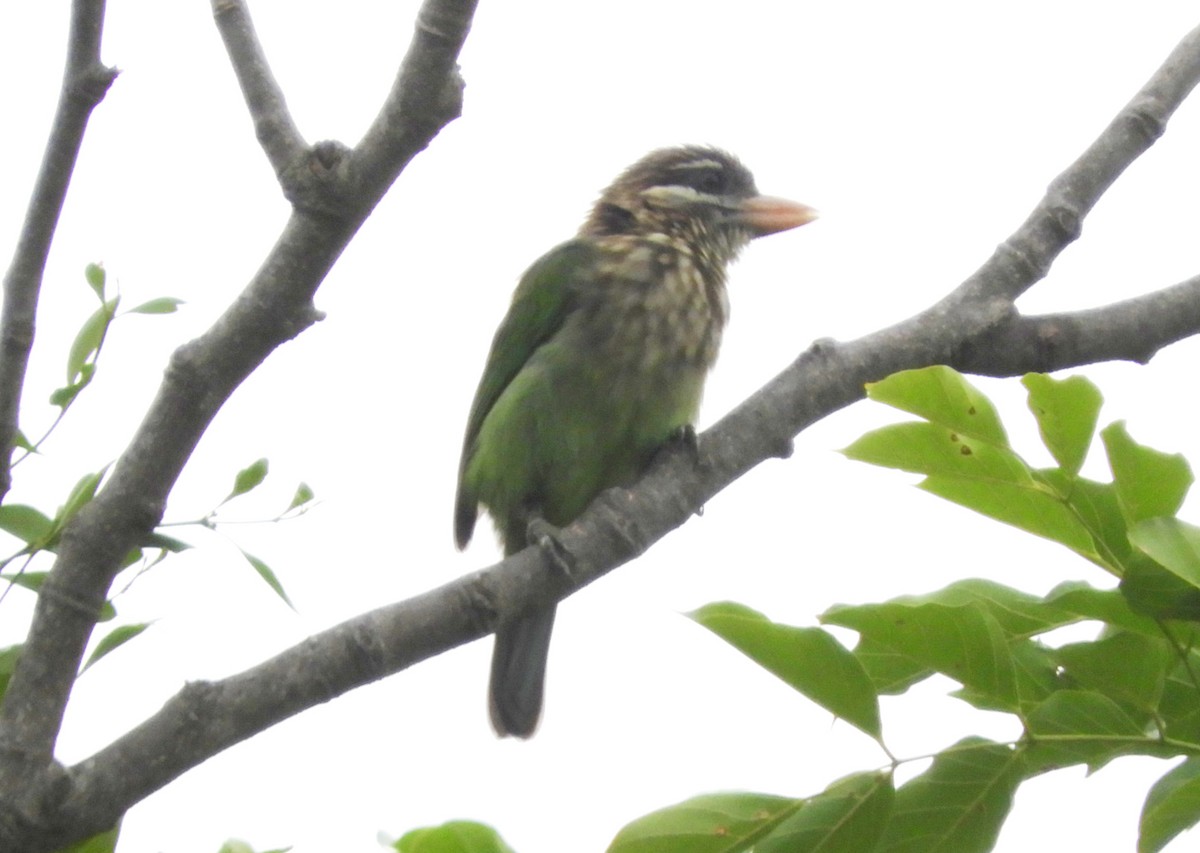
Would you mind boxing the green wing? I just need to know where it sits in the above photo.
[454,239,598,548]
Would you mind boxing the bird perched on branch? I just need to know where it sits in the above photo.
[455,145,817,737]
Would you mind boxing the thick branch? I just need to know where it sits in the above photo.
[0,0,117,503]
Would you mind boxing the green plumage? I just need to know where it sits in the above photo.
[455,146,815,737]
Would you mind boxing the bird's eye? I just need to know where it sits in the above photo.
[694,171,725,194]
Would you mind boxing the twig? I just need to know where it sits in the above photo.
[0,0,117,503]
[210,0,305,179]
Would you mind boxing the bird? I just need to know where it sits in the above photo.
[454,145,817,737]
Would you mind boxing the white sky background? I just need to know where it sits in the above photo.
[4,2,1200,852]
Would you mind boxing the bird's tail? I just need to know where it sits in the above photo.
[489,606,557,738]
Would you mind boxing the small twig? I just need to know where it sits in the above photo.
[210,0,306,179]
[0,0,117,503]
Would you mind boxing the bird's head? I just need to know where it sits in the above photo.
[579,146,817,264]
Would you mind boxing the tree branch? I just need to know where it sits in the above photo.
[6,21,1200,852]
[0,0,117,503]
[0,0,477,848]
[954,273,1200,375]
[211,0,306,177]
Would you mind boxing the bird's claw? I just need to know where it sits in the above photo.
[526,518,577,580]
[657,424,704,469]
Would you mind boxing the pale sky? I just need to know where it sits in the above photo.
[3,3,1200,852]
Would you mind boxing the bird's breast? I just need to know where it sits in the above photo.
[587,238,728,376]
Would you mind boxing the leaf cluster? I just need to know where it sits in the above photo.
[617,367,1200,853]
[0,268,314,762]
[402,368,1200,853]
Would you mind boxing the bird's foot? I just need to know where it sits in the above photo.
[657,424,704,469]
[526,518,577,580]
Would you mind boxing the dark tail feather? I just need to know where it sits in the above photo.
[489,606,557,737]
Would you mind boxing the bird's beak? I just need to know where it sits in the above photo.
[737,196,819,237]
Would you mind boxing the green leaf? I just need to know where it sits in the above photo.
[2,571,46,594]
[217,842,292,853]
[1120,557,1200,621]
[0,645,22,704]
[286,482,314,512]
[67,298,119,384]
[59,822,120,853]
[1024,690,1149,774]
[865,366,1009,445]
[952,641,1058,711]
[877,738,1022,853]
[1102,422,1192,524]
[1022,373,1102,476]
[1048,474,1133,570]
[84,262,106,300]
[1140,758,1200,853]
[126,296,184,315]
[56,466,109,530]
[50,380,85,409]
[824,600,1022,711]
[225,458,269,503]
[920,578,1079,638]
[757,772,894,853]
[393,821,512,853]
[1130,517,1200,591]
[852,635,932,695]
[919,475,1096,558]
[1160,662,1200,744]
[1054,631,1172,713]
[0,504,54,545]
[691,602,881,739]
[240,549,293,609]
[12,429,34,453]
[607,792,801,853]
[80,623,152,675]
[140,531,193,553]
[1045,581,1160,636]
[844,421,1034,485]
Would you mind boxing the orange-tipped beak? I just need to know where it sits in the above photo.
[738,195,819,237]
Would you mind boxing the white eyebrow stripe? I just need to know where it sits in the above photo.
[639,185,724,206]
[673,158,725,171]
